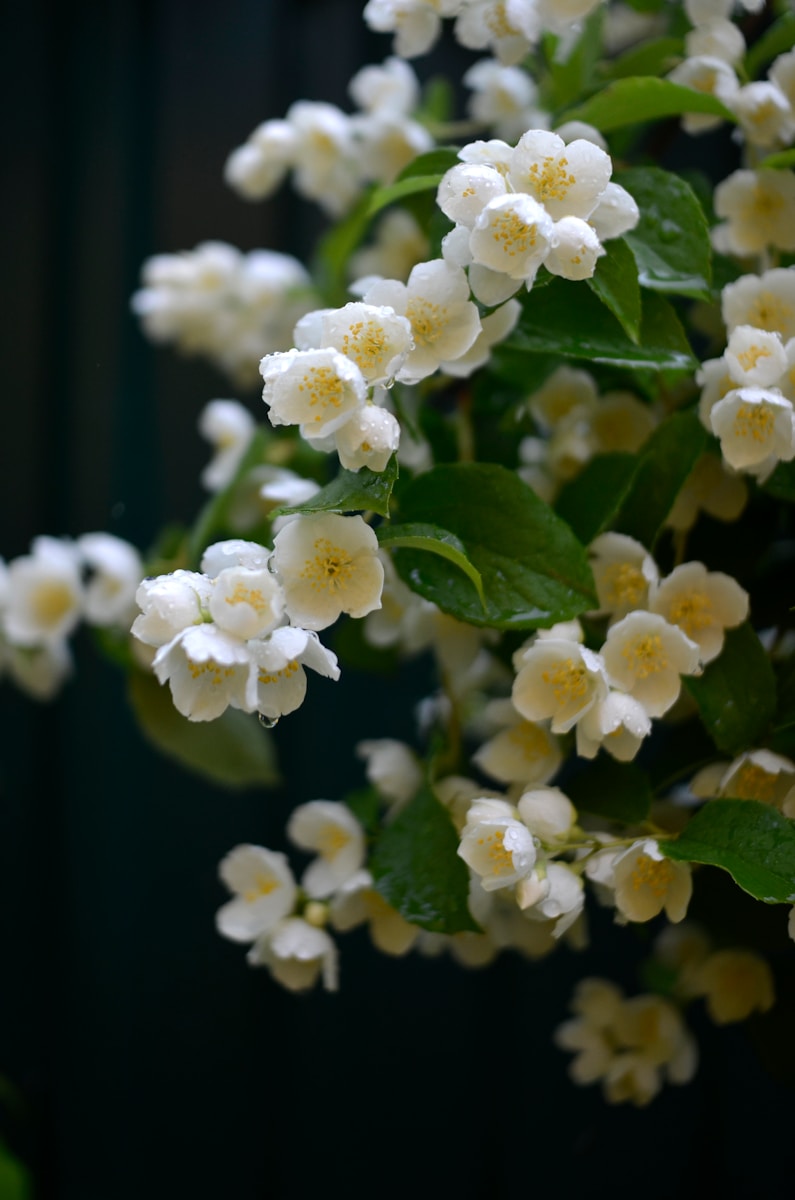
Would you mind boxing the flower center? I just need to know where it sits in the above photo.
[508,721,551,761]
[630,853,674,897]
[669,591,712,637]
[729,762,779,802]
[301,538,354,592]
[189,659,236,686]
[224,583,271,615]
[622,635,667,678]
[258,659,299,686]
[477,830,515,875]
[732,402,775,442]
[32,582,75,628]
[341,320,388,375]
[735,343,773,372]
[299,366,346,422]
[605,563,646,608]
[526,155,577,204]
[542,658,588,705]
[490,209,537,258]
[243,872,280,903]
[406,297,446,346]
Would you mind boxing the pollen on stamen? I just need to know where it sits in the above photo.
[733,402,775,442]
[630,854,674,897]
[622,635,667,678]
[542,659,588,705]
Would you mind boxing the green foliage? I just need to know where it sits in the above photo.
[617,167,713,299]
[587,237,642,342]
[274,456,399,517]
[663,800,795,904]
[562,76,735,131]
[370,785,479,933]
[685,624,777,756]
[392,463,597,629]
[377,521,486,607]
[0,1142,31,1200]
[128,672,280,790]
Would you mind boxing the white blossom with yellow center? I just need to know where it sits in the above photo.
[690,949,775,1024]
[293,300,413,385]
[132,569,213,648]
[153,623,256,722]
[517,786,576,843]
[589,531,659,620]
[545,215,604,281]
[729,80,794,149]
[724,324,788,388]
[454,0,539,67]
[287,800,366,898]
[575,690,652,762]
[472,704,562,786]
[667,55,740,135]
[77,532,143,629]
[363,259,482,382]
[509,129,613,221]
[330,868,420,956]
[248,916,338,992]
[469,192,556,285]
[247,625,339,722]
[613,838,693,923]
[602,611,701,717]
[334,404,401,474]
[649,561,748,664]
[458,807,538,892]
[722,267,795,343]
[272,511,384,631]
[712,168,795,257]
[209,565,284,641]
[363,0,460,60]
[512,636,608,733]
[260,346,367,438]
[709,385,795,476]
[216,844,297,943]
[4,536,83,649]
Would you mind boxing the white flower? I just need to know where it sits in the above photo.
[132,569,212,648]
[198,400,256,492]
[363,0,454,59]
[287,801,366,898]
[613,838,693,923]
[722,268,795,342]
[589,532,659,620]
[363,260,482,383]
[5,537,83,647]
[464,58,544,142]
[517,787,576,842]
[330,869,420,955]
[667,55,740,134]
[724,325,788,389]
[248,626,340,721]
[729,81,794,149]
[437,163,508,230]
[649,561,748,664]
[200,539,273,576]
[525,862,584,935]
[348,56,420,116]
[272,512,383,631]
[458,811,537,891]
[709,386,795,476]
[351,112,434,185]
[439,298,521,378]
[588,181,640,241]
[356,738,423,808]
[602,611,701,717]
[469,193,557,286]
[294,301,414,385]
[689,949,775,1024]
[712,169,795,257]
[2,638,73,701]
[472,709,562,786]
[575,690,652,762]
[153,624,256,721]
[216,845,297,942]
[223,119,295,200]
[208,565,284,640]
[509,130,612,221]
[260,347,367,438]
[77,533,143,628]
[248,917,338,992]
[685,21,745,65]
[334,405,401,473]
[544,216,604,281]
[512,637,608,733]
[454,0,539,66]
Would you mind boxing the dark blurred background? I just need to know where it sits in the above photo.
[1,2,793,1197]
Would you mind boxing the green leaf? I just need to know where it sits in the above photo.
[684,623,777,756]
[186,426,271,567]
[663,799,795,904]
[394,146,460,180]
[496,280,696,375]
[587,236,642,342]
[600,35,683,80]
[312,189,375,305]
[128,671,280,790]
[0,1142,31,1200]
[566,757,652,825]
[366,174,446,217]
[370,784,478,933]
[555,452,639,545]
[744,11,795,79]
[343,786,382,836]
[561,76,735,132]
[617,167,712,298]
[377,521,486,607]
[393,463,597,629]
[758,148,795,171]
[275,456,398,518]
[612,408,708,549]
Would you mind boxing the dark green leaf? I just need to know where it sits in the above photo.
[685,623,777,756]
[377,521,485,607]
[128,671,280,790]
[663,799,795,904]
[395,146,460,180]
[343,787,382,836]
[0,1141,31,1200]
[393,463,596,629]
[370,784,478,933]
[762,460,795,501]
[555,453,639,545]
[275,456,398,518]
[745,12,795,79]
[566,756,652,825]
[366,174,446,217]
[562,76,735,132]
[612,408,708,548]
[617,167,712,298]
[543,8,603,109]
[587,236,642,342]
[497,280,696,373]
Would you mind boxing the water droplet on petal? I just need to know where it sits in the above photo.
[258,712,279,729]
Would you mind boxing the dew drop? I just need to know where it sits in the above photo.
[258,712,279,729]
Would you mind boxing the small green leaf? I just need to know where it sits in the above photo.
[685,623,777,756]
[377,521,485,607]
[128,671,280,790]
[394,146,460,180]
[0,1141,31,1200]
[566,757,652,825]
[587,236,642,342]
[555,453,639,545]
[617,167,712,298]
[758,148,795,171]
[393,463,596,629]
[562,76,735,132]
[343,786,382,836]
[275,456,398,518]
[663,799,795,904]
[496,280,696,374]
[366,173,446,217]
[612,408,708,549]
[370,784,478,933]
